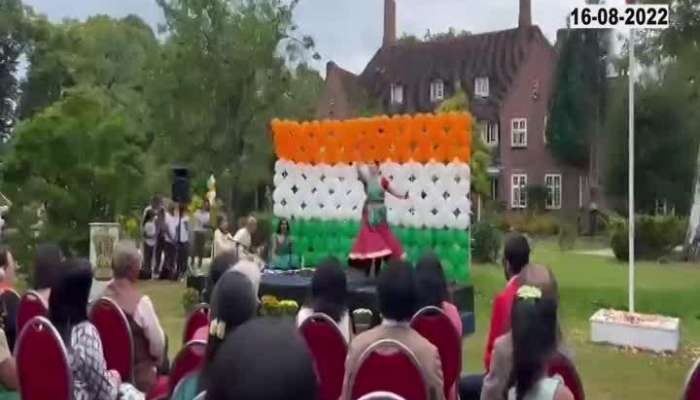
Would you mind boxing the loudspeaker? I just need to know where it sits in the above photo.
[171,166,191,204]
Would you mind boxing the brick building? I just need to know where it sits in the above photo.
[316,0,595,213]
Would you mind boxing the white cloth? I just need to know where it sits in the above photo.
[296,306,351,342]
[143,221,157,247]
[507,376,563,400]
[213,229,235,257]
[166,213,189,243]
[133,296,166,362]
[192,210,210,232]
[232,227,252,251]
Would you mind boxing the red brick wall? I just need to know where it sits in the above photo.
[499,39,588,211]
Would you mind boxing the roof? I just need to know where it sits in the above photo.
[330,63,366,107]
[353,25,552,120]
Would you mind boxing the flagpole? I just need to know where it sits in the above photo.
[628,25,636,313]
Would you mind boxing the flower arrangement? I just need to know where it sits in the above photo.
[260,295,299,317]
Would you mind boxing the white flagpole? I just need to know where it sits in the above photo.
[628,26,636,313]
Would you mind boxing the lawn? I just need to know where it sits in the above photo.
[143,239,700,400]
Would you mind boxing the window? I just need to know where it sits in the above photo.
[545,174,562,210]
[490,177,499,200]
[390,83,404,105]
[486,122,499,146]
[511,174,527,209]
[475,77,490,97]
[511,118,528,148]
[430,80,445,102]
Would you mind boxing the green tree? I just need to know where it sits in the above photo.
[547,29,609,167]
[2,88,146,254]
[149,0,316,219]
[436,90,492,197]
[0,0,33,140]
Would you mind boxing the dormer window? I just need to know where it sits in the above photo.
[430,79,445,102]
[390,83,404,105]
[475,77,490,98]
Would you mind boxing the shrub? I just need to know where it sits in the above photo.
[472,221,502,263]
[526,185,548,213]
[558,219,578,251]
[499,213,560,236]
[181,288,200,315]
[610,215,686,261]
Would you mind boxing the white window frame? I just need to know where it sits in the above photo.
[430,79,445,102]
[390,83,404,105]
[486,122,499,146]
[511,118,528,148]
[511,174,527,209]
[475,77,490,98]
[545,174,562,210]
[490,177,498,200]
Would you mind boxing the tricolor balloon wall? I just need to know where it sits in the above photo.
[271,113,472,282]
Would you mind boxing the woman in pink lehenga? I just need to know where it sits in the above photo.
[349,162,409,276]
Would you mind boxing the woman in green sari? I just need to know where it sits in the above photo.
[270,218,300,270]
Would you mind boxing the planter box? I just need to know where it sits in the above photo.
[590,309,680,353]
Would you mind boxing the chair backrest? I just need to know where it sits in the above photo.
[410,306,461,399]
[89,297,134,382]
[17,291,48,340]
[16,316,72,400]
[193,391,207,400]
[0,288,20,350]
[350,339,428,400]
[547,352,585,400]
[684,357,700,400]
[357,392,406,400]
[299,313,348,400]
[183,303,210,344]
[170,339,207,395]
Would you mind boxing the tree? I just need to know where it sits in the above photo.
[0,0,33,141]
[436,90,492,197]
[2,88,147,254]
[149,0,317,219]
[547,29,609,167]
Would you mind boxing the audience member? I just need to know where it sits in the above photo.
[340,261,445,400]
[50,258,142,400]
[32,243,64,306]
[202,251,238,304]
[102,240,166,393]
[481,265,567,400]
[415,253,463,335]
[186,270,259,399]
[507,276,572,399]
[205,318,317,400]
[296,257,351,341]
[0,246,19,352]
[460,234,531,399]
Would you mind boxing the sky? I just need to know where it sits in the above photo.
[22,0,626,75]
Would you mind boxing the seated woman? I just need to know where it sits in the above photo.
[172,270,258,400]
[32,243,64,306]
[205,318,317,400]
[507,284,573,400]
[296,257,351,342]
[270,218,300,270]
[415,253,463,335]
[0,247,18,399]
[49,258,142,400]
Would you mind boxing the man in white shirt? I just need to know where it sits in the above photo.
[103,240,166,392]
[233,216,257,259]
[168,205,190,280]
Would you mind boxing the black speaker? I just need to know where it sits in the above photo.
[171,166,191,204]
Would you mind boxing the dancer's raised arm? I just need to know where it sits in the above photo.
[381,177,409,200]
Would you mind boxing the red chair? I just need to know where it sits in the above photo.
[683,357,700,400]
[16,316,72,400]
[169,339,207,395]
[350,339,428,400]
[16,291,48,341]
[89,297,134,382]
[358,392,406,400]
[411,306,461,400]
[547,352,585,400]
[183,303,210,344]
[299,313,348,400]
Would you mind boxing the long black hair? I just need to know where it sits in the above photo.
[200,269,258,392]
[415,253,449,308]
[48,258,93,347]
[309,257,348,322]
[203,251,238,303]
[510,285,559,400]
[33,243,64,290]
[206,318,317,400]
[276,218,290,235]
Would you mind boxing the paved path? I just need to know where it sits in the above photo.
[574,248,615,258]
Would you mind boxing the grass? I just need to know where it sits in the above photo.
[143,238,700,399]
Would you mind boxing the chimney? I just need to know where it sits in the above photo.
[383,0,397,47]
[519,0,532,27]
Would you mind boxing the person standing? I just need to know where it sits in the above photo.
[140,210,157,280]
[349,162,408,276]
[143,195,164,275]
[161,203,177,280]
[173,204,190,280]
[191,201,211,269]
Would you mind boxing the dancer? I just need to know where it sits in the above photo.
[349,162,408,276]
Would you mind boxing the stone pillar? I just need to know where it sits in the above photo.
[89,222,120,280]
